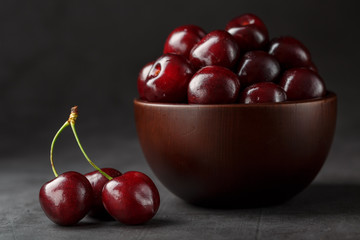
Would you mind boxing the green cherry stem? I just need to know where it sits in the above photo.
[68,106,113,181]
[50,121,70,177]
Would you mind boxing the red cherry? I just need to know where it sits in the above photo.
[188,66,240,104]
[163,25,206,59]
[279,68,326,100]
[227,25,269,54]
[102,171,160,225]
[143,53,194,103]
[137,61,154,100]
[189,30,240,70]
[225,13,268,37]
[237,50,280,87]
[85,168,122,219]
[39,171,93,226]
[268,36,312,70]
[239,82,287,104]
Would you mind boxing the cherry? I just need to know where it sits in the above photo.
[225,13,268,37]
[143,53,194,103]
[163,25,206,59]
[239,82,287,104]
[188,66,240,104]
[279,68,326,100]
[268,36,312,70]
[39,171,93,226]
[237,50,280,87]
[85,168,122,219]
[189,30,240,70]
[227,25,269,54]
[137,61,154,100]
[102,171,160,225]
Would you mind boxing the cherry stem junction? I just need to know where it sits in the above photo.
[69,106,113,180]
[49,106,113,181]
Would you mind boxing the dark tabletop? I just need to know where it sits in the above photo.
[1,133,360,240]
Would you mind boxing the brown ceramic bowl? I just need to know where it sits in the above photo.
[134,92,337,207]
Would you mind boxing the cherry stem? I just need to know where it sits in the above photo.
[50,121,70,177]
[68,106,113,181]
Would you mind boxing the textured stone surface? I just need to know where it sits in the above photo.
[1,136,360,240]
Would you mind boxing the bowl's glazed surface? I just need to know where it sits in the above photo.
[134,93,337,207]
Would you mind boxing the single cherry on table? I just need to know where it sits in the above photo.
[39,171,93,226]
[102,171,160,225]
[85,168,122,219]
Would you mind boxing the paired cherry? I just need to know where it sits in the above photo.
[102,171,160,225]
[240,82,287,104]
[163,25,206,59]
[39,171,93,226]
[138,13,327,104]
[85,168,122,218]
[40,107,160,226]
[188,66,240,104]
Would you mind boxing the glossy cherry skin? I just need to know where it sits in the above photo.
[188,66,240,104]
[279,68,326,100]
[39,171,93,226]
[189,30,240,70]
[237,51,280,87]
[163,25,206,59]
[137,61,154,100]
[268,36,312,70]
[227,26,268,54]
[85,168,122,219]
[102,171,160,225]
[239,82,287,104]
[143,53,194,103]
[225,13,268,37]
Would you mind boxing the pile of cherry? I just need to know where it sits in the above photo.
[39,106,160,226]
[138,13,326,104]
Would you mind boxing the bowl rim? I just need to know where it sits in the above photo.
[134,91,336,108]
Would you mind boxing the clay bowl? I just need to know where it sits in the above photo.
[134,92,337,207]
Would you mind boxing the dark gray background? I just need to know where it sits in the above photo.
[1,0,359,155]
[1,0,360,239]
